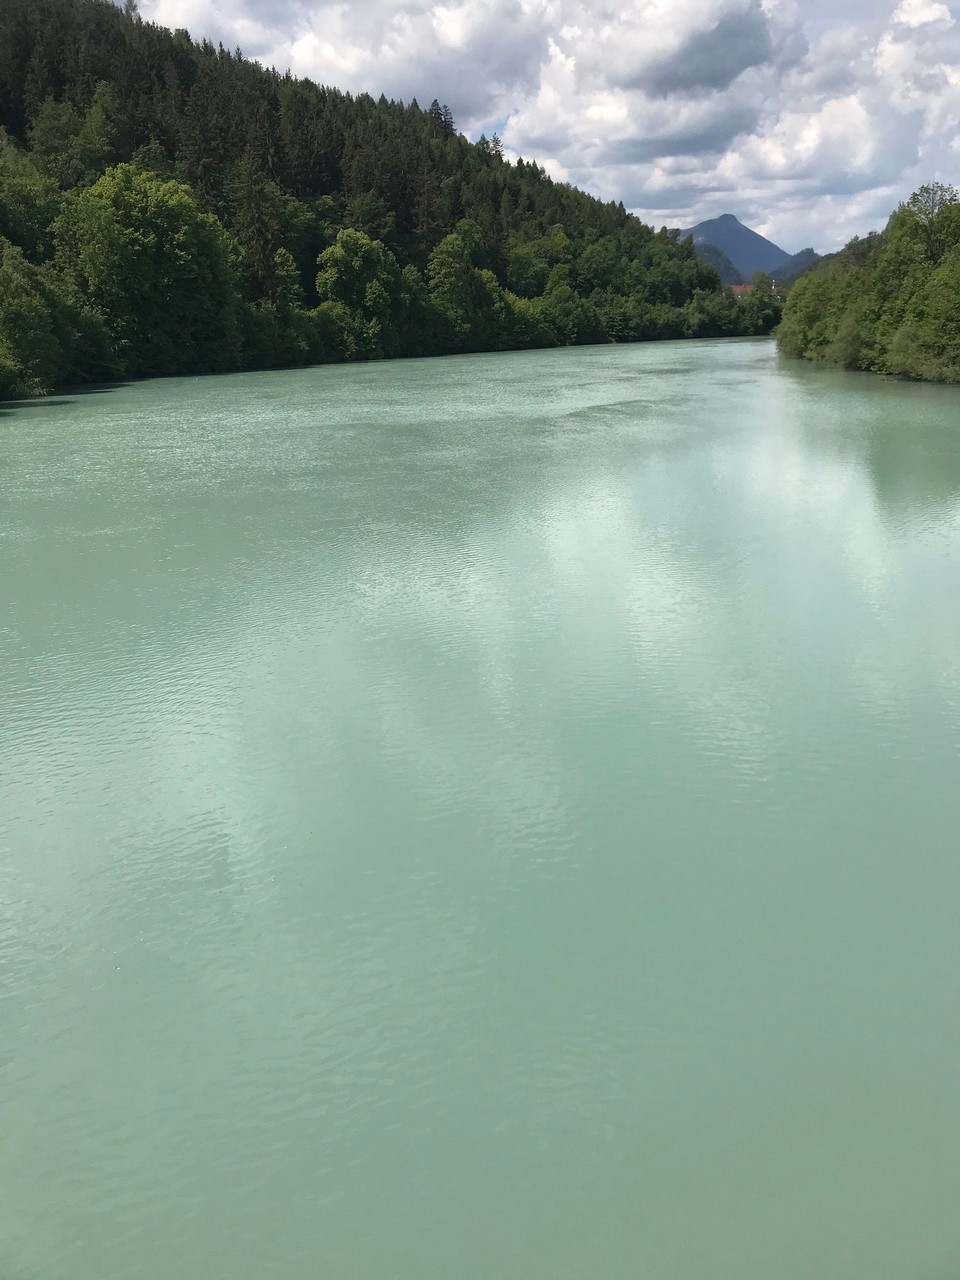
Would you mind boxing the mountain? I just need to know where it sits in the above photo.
[775,247,821,284]
[691,241,743,287]
[683,213,791,279]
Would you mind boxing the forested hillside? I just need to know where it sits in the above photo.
[777,183,960,383]
[690,242,743,287]
[0,0,780,400]
[775,248,820,285]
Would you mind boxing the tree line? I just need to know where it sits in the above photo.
[0,0,780,400]
[776,182,960,383]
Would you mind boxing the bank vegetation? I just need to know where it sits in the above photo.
[0,0,780,401]
[777,183,960,383]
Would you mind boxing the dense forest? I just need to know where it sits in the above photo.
[0,0,781,400]
[777,182,960,383]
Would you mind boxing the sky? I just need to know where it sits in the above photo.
[137,0,960,252]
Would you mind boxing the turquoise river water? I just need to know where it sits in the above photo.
[1,339,959,1279]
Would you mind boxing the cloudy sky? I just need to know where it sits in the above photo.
[138,0,960,251]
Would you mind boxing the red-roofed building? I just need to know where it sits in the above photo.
[730,284,754,299]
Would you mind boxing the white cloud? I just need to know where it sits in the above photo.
[138,0,960,252]
[893,0,953,27]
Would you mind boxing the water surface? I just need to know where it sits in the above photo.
[2,340,959,1279]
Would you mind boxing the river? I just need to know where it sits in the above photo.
[2,339,959,1279]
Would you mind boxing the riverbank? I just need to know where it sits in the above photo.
[775,182,960,384]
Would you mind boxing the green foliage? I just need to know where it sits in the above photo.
[27,83,120,188]
[682,290,740,338]
[505,236,551,297]
[535,284,605,346]
[227,150,284,300]
[0,0,779,400]
[777,182,960,383]
[427,219,505,351]
[0,234,116,394]
[54,164,240,377]
[0,237,67,394]
[0,331,24,400]
[315,228,408,358]
[0,127,62,259]
[343,191,397,248]
[738,271,782,336]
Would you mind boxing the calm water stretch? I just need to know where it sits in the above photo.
[2,339,960,1280]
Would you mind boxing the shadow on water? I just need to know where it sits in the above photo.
[0,382,125,421]
[863,430,960,517]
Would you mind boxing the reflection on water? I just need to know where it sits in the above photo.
[2,340,960,1280]
[776,355,960,516]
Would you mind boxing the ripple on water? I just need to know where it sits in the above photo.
[2,342,960,1280]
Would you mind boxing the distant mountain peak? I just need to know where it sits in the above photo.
[681,213,793,280]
